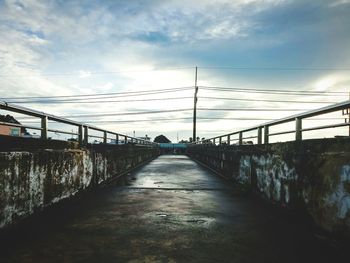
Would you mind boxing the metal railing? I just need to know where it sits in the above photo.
[193,100,350,146]
[0,101,158,146]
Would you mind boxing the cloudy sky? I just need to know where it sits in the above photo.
[0,0,350,142]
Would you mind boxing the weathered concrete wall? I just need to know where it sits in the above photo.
[0,138,159,229]
[188,138,350,238]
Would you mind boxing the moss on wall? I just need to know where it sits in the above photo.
[0,144,159,230]
[188,138,350,238]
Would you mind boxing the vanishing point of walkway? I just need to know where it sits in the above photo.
[1,155,346,262]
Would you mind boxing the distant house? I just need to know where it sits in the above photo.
[0,114,26,137]
[137,135,151,141]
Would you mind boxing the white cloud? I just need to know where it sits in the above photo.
[312,73,350,92]
[330,0,350,7]
[0,0,349,142]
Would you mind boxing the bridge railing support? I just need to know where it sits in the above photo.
[41,116,48,140]
[191,100,350,147]
[257,127,262,144]
[295,117,302,141]
[78,125,83,144]
[0,102,159,147]
[238,132,243,145]
[264,125,269,144]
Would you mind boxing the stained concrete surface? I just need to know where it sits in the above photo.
[0,155,347,262]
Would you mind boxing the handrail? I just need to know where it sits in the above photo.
[0,101,158,146]
[192,100,350,146]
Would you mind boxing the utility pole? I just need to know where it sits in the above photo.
[193,66,198,142]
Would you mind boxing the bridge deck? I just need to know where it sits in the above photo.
[1,155,345,262]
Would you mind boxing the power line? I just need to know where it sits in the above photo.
[15,107,309,120]
[3,85,346,101]
[54,107,310,118]
[200,87,347,97]
[52,108,194,118]
[0,86,194,100]
[198,108,307,111]
[6,96,194,104]
[200,86,348,94]
[199,96,338,104]
[19,116,343,124]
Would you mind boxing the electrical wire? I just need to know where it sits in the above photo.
[54,108,194,118]
[198,108,307,111]
[19,116,344,124]
[200,86,347,94]
[0,86,194,100]
[199,96,338,104]
[200,86,348,96]
[7,96,340,105]
[6,96,194,104]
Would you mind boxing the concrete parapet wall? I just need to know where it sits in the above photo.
[0,138,159,229]
[188,138,350,238]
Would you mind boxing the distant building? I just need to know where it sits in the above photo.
[137,135,151,141]
[0,114,26,137]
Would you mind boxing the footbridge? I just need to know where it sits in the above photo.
[1,101,350,262]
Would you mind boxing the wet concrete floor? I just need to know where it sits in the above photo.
[0,155,347,262]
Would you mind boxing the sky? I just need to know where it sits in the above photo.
[0,0,350,142]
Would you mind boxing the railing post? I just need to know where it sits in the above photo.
[103,131,107,144]
[41,116,48,139]
[264,125,269,144]
[213,138,216,145]
[124,136,127,144]
[238,132,243,145]
[227,134,230,145]
[295,117,302,141]
[116,134,119,145]
[84,126,89,144]
[219,137,222,145]
[257,127,262,145]
[78,125,83,144]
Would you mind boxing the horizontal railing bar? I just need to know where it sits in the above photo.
[0,101,83,126]
[268,130,296,137]
[198,100,350,143]
[1,101,158,145]
[87,126,108,133]
[1,101,47,118]
[47,129,79,136]
[301,122,350,132]
[217,127,260,139]
[239,127,260,133]
[241,135,258,140]
[88,135,104,139]
[262,100,350,127]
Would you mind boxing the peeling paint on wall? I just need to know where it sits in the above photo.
[0,146,159,229]
[327,165,350,219]
[238,154,297,204]
[188,139,350,237]
[252,154,297,204]
[238,156,251,185]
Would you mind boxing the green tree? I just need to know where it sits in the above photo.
[154,135,171,143]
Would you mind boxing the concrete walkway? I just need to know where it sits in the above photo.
[1,155,346,262]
